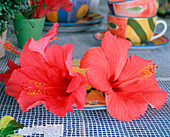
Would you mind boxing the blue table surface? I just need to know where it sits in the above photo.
[0,0,170,136]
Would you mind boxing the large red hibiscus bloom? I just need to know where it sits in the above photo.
[31,0,73,18]
[5,23,87,117]
[80,31,168,121]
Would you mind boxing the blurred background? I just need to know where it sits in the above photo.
[158,0,170,24]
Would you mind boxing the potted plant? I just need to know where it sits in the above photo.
[0,0,25,58]
[13,0,46,48]
[13,0,73,48]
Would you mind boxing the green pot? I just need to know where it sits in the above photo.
[14,14,45,48]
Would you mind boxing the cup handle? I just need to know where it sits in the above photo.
[150,20,167,41]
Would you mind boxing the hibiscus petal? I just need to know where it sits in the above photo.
[115,55,168,109]
[20,23,59,68]
[19,37,48,68]
[46,0,73,12]
[66,73,81,93]
[46,43,74,76]
[31,0,73,18]
[45,73,87,116]
[0,60,20,84]
[17,90,47,112]
[100,31,131,82]
[30,23,59,55]
[116,55,156,87]
[7,59,20,69]
[142,84,168,109]
[105,90,148,122]
[5,66,66,110]
[80,47,112,91]
[70,73,87,110]
[45,97,74,117]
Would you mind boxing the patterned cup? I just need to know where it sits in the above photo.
[108,0,159,17]
[47,0,100,23]
[107,14,167,44]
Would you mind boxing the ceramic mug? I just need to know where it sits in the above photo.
[47,0,100,23]
[108,0,158,17]
[107,14,167,44]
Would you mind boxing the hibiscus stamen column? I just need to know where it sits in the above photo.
[22,80,68,96]
[110,64,158,88]
[0,40,20,55]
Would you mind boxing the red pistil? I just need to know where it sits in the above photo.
[111,64,158,87]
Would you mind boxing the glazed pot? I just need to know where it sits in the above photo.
[13,14,45,48]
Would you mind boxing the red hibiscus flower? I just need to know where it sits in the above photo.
[5,23,87,117]
[31,0,73,18]
[80,31,168,122]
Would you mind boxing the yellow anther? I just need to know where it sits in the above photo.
[23,80,47,96]
[138,64,158,80]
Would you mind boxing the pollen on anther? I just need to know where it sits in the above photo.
[23,80,47,96]
[138,64,158,80]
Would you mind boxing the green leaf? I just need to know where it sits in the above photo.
[0,116,24,136]
[125,6,143,13]
[108,22,118,29]
[0,116,15,130]
[2,120,24,134]
[43,3,46,9]
[38,4,40,9]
